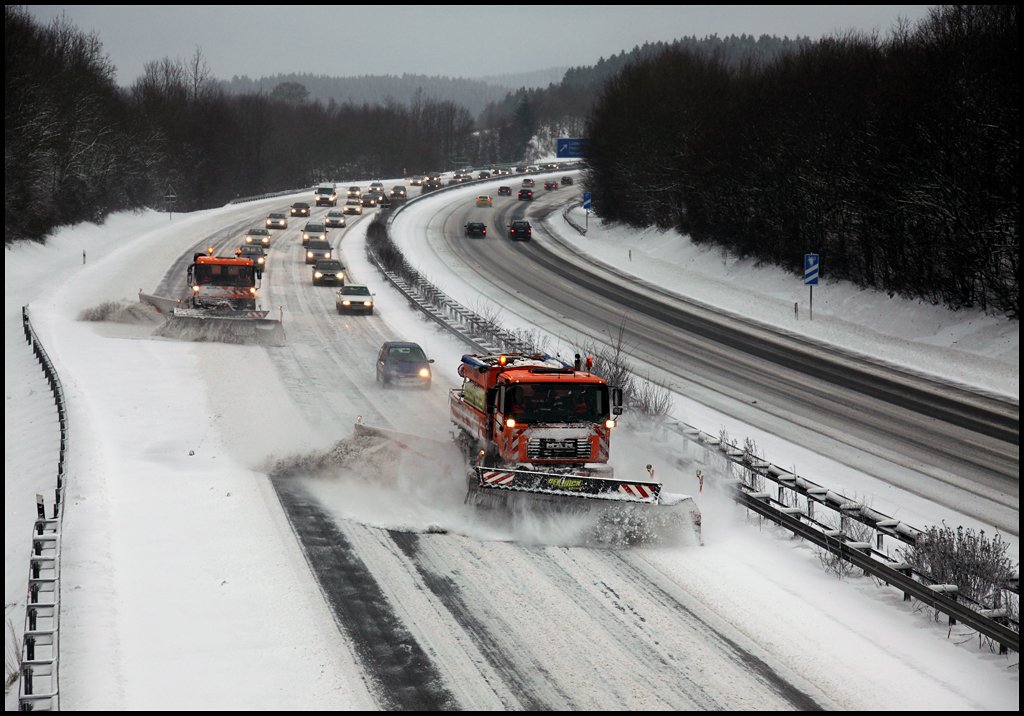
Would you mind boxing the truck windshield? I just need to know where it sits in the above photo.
[193,264,255,287]
[505,383,606,424]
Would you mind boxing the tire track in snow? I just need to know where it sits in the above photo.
[271,477,458,710]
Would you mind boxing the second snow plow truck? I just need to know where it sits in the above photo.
[450,352,701,544]
[142,252,285,345]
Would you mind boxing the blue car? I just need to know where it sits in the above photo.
[376,341,433,389]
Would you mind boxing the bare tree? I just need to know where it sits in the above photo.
[186,46,213,101]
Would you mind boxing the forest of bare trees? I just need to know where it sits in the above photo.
[4,6,483,241]
[585,5,1018,317]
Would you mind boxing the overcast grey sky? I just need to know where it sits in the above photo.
[27,5,935,85]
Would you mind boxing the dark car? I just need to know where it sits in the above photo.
[390,185,407,199]
[290,202,311,218]
[361,193,379,208]
[235,244,267,277]
[508,219,532,240]
[497,186,512,196]
[336,284,374,315]
[376,341,433,388]
[464,222,487,238]
[518,188,534,201]
[312,259,345,286]
[305,238,333,264]
[560,176,574,186]
[522,178,535,187]
[543,180,558,190]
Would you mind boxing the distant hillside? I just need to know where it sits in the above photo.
[221,72,513,118]
[475,66,570,90]
[561,33,813,89]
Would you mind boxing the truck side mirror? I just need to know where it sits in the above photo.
[611,387,623,414]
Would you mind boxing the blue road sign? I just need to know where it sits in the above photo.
[804,253,820,285]
[582,192,592,210]
[557,138,587,158]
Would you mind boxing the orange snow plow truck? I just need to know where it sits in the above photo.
[140,253,284,345]
[450,352,701,544]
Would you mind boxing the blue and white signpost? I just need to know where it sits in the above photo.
[582,191,592,234]
[556,138,587,158]
[803,253,819,320]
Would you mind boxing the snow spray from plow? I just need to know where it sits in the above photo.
[156,306,285,346]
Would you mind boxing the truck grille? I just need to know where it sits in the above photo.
[527,437,591,460]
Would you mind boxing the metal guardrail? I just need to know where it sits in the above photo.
[366,194,1019,656]
[562,199,587,236]
[18,306,67,710]
[675,421,1018,655]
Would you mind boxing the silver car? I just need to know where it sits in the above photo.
[336,284,374,315]
[305,239,333,264]
[301,222,328,247]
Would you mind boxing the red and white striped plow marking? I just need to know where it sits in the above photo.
[618,483,657,500]
[508,432,521,457]
[480,470,517,486]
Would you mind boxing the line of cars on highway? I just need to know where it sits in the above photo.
[461,173,574,241]
[246,175,581,388]
[462,186,536,242]
[230,196,379,319]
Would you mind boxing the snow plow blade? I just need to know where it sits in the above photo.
[155,306,285,346]
[472,466,663,502]
[468,466,702,546]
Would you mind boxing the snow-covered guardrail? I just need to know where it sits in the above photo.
[17,306,66,711]
[562,199,587,236]
[669,420,1018,655]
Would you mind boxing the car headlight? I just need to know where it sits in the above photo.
[258,257,265,265]
[307,251,314,259]
[314,271,323,278]
[324,252,331,259]
[418,367,431,379]
[363,300,372,307]
[341,300,351,306]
